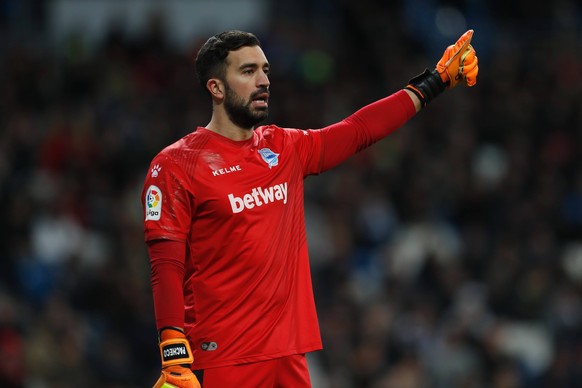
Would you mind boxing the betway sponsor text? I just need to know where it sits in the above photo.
[228,182,288,213]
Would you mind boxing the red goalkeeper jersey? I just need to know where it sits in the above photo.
[142,90,416,369]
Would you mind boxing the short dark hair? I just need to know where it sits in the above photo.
[195,30,261,93]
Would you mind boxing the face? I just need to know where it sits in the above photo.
[222,45,270,129]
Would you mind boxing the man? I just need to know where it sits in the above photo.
[142,29,478,387]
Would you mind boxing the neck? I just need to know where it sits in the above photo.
[205,114,254,141]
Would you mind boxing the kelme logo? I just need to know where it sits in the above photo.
[145,185,162,221]
[151,164,162,178]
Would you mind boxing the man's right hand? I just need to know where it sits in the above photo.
[436,29,479,88]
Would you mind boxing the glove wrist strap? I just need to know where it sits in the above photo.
[159,328,194,368]
[405,69,446,108]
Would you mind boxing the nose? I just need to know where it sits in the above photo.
[257,70,270,88]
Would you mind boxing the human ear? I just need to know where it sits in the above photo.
[207,79,224,99]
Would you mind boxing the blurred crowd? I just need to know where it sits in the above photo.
[2,1,582,387]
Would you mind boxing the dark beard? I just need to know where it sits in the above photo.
[223,83,269,130]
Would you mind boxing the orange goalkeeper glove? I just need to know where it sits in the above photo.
[405,29,479,107]
[153,328,201,388]
[436,29,478,88]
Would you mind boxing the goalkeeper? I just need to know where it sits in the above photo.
[143,29,478,387]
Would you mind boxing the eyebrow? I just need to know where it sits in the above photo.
[239,62,270,71]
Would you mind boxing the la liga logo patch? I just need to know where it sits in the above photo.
[145,185,162,221]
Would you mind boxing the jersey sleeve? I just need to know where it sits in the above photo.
[148,239,187,329]
[315,89,416,172]
[284,127,325,177]
[142,153,193,242]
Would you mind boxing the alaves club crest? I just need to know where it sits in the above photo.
[258,148,279,168]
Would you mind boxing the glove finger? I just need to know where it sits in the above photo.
[153,375,166,388]
[462,55,478,74]
[459,46,477,79]
[436,46,456,83]
[445,30,474,67]
[441,45,455,65]
[454,30,474,51]
[169,371,201,388]
[467,65,479,78]
[155,368,201,388]
[465,66,479,86]
[461,47,476,64]
[463,62,478,77]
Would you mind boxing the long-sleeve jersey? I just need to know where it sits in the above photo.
[142,90,416,369]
